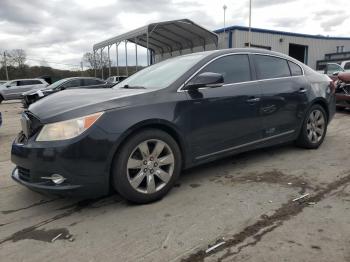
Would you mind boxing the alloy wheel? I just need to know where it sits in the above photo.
[126,139,175,194]
[306,109,325,143]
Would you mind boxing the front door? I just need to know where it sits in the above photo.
[185,54,263,160]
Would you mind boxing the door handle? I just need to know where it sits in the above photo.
[298,88,307,93]
[246,97,261,103]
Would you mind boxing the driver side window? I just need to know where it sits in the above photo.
[198,54,252,84]
[62,79,81,89]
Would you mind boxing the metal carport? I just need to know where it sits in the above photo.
[92,19,218,78]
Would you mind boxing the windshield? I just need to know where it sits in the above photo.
[47,78,68,90]
[113,53,208,90]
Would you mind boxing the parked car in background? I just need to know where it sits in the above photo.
[335,71,350,109]
[22,77,111,107]
[340,60,350,72]
[0,79,48,103]
[322,63,345,80]
[106,75,127,84]
[11,49,335,203]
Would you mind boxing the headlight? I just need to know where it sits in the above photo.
[36,112,104,141]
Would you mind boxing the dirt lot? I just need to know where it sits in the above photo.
[0,101,350,262]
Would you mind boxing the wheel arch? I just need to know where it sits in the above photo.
[107,119,188,190]
[309,98,329,121]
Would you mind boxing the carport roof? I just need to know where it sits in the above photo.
[93,19,218,54]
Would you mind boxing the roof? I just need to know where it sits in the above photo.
[93,19,218,54]
[214,26,350,41]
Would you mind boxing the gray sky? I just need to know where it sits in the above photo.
[0,0,349,69]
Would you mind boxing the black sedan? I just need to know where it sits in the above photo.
[22,77,111,107]
[11,48,336,203]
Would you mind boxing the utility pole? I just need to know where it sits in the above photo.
[223,5,227,48]
[248,0,252,48]
[3,52,9,80]
[80,61,84,76]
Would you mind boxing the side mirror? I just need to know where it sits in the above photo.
[332,71,340,76]
[185,72,224,90]
[6,85,11,88]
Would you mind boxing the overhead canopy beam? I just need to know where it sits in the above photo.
[92,19,218,66]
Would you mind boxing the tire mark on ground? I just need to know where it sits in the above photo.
[0,195,122,245]
[182,173,350,262]
[1,198,60,214]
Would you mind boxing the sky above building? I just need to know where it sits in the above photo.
[0,0,349,69]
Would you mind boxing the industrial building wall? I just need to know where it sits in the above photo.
[222,30,350,69]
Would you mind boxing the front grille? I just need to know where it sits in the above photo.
[18,167,31,182]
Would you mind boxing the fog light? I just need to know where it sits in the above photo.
[41,174,66,184]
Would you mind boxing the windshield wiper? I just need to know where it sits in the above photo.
[122,84,145,89]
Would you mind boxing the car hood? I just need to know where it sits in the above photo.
[29,88,152,123]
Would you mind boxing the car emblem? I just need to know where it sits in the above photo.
[20,113,31,138]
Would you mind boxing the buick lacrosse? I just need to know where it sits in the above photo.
[11,48,336,203]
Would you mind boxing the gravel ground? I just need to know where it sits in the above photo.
[0,101,349,262]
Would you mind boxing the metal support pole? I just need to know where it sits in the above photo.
[3,52,9,80]
[108,45,111,77]
[100,48,104,79]
[223,5,227,48]
[116,43,119,80]
[125,41,128,76]
[248,0,252,47]
[146,31,150,66]
[135,38,138,72]
[93,51,96,77]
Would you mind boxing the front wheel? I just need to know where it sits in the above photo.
[296,104,328,149]
[112,129,182,204]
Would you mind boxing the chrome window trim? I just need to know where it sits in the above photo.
[195,130,295,160]
[177,52,305,93]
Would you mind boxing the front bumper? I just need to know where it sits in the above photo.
[11,125,119,198]
[12,168,83,196]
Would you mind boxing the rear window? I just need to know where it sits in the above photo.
[288,61,303,76]
[254,55,291,80]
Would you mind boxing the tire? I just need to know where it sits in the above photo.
[296,104,328,149]
[112,128,182,204]
[0,95,3,104]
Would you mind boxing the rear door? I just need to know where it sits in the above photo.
[185,54,263,159]
[251,54,308,138]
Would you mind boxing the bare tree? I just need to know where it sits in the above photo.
[9,49,26,67]
[82,51,110,69]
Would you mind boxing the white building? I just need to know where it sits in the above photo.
[215,26,350,70]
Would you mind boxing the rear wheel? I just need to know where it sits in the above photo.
[112,129,181,204]
[0,95,3,104]
[296,104,327,149]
